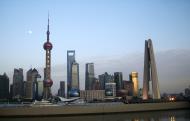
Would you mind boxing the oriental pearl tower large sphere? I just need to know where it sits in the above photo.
[43,17,53,100]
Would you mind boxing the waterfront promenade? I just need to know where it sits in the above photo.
[0,102,189,117]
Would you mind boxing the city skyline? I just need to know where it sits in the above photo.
[1,0,190,94]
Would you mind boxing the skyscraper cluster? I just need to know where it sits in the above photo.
[0,17,161,101]
[76,39,161,101]
[85,63,95,90]
[78,70,140,101]
[0,68,43,101]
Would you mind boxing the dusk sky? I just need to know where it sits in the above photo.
[0,0,190,94]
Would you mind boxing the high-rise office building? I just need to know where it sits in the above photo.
[0,73,9,99]
[98,72,114,90]
[71,61,79,90]
[70,61,80,97]
[36,79,43,100]
[129,72,139,97]
[92,78,101,90]
[23,81,26,98]
[34,72,42,100]
[123,80,133,96]
[114,72,123,91]
[67,50,75,97]
[13,68,24,98]
[85,63,95,90]
[25,69,34,100]
[98,74,105,90]
[43,17,53,99]
[25,68,39,100]
[25,81,33,100]
[143,39,160,100]
[58,81,65,97]
[27,68,33,82]
[10,84,13,99]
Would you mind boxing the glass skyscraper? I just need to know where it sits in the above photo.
[25,68,40,100]
[67,50,75,97]
[85,63,95,90]
[0,73,9,99]
[13,68,24,98]
[71,62,79,90]
[67,50,80,97]
[114,72,123,92]
[58,81,65,97]
[36,80,43,100]
[70,61,80,97]
[143,39,160,100]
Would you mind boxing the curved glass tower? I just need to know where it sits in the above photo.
[143,39,160,100]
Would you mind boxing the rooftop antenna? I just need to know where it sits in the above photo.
[47,12,50,42]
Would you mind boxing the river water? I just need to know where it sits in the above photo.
[1,109,189,121]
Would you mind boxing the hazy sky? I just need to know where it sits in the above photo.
[0,0,190,94]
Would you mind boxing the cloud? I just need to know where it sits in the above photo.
[27,30,32,34]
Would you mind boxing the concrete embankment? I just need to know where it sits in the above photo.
[0,102,189,117]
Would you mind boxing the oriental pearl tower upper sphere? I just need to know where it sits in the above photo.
[43,41,53,50]
[43,17,53,99]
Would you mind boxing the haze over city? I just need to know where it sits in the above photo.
[0,0,190,94]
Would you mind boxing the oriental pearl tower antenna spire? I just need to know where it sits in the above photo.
[43,15,53,100]
[47,13,50,42]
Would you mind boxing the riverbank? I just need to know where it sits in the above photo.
[0,101,189,117]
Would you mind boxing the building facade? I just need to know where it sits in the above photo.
[25,68,38,100]
[123,80,134,96]
[71,62,79,90]
[92,78,101,90]
[98,72,114,90]
[0,73,9,99]
[143,39,160,100]
[105,83,116,98]
[10,84,13,99]
[58,81,65,97]
[85,63,95,90]
[13,68,24,98]
[114,72,123,93]
[80,90,105,102]
[36,80,43,100]
[67,50,75,97]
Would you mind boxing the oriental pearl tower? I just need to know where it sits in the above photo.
[43,16,53,99]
